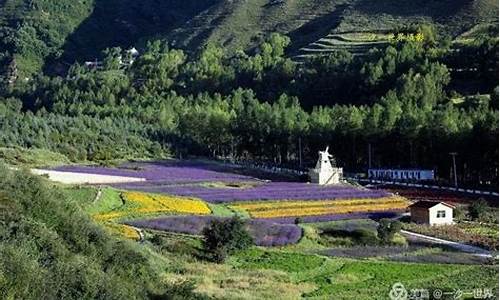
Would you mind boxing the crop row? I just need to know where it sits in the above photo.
[115,182,389,203]
[93,191,211,221]
[231,196,405,211]
[233,197,408,218]
[126,216,302,247]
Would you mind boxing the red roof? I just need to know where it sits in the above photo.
[408,200,455,209]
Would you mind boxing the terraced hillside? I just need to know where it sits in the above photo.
[0,0,497,76]
[167,0,498,56]
[294,31,390,60]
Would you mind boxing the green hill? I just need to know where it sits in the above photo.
[0,0,498,76]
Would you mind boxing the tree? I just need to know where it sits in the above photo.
[377,219,402,244]
[468,199,489,221]
[202,217,253,263]
[102,47,122,70]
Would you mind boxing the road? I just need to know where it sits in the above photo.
[400,230,494,258]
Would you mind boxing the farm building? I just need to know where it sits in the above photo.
[368,169,434,181]
[408,201,455,225]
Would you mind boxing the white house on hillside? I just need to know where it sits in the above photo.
[409,201,455,225]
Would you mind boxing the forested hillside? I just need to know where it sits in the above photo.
[0,0,497,77]
[1,26,498,188]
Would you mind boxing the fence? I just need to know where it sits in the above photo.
[225,160,308,176]
[219,160,498,197]
[350,178,499,197]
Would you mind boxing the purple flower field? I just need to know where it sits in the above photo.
[126,216,302,247]
[53,161,254,184]
[257,211,404,224]
[53,160,390,203]
[115,181,389,203]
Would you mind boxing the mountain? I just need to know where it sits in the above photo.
[0,0,498,77]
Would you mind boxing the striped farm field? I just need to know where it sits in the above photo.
[231,196,408,219]
[93,191,211,221]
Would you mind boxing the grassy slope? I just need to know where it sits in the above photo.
[0,165,169,299]
[0,147,70,168]
[165,0,499,58]
[337,0,498,35]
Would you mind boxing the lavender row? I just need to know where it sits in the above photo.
[53,161,254,183]
[126,216,302,247]
[115,183,389,203]
[256,210,405,224]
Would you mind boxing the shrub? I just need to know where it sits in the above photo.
[453,206,466,221]
[377,219,402,245]
[148,280,210,300]
[468,199,488,221]
[202,217,253,263]
[354,229,380,246]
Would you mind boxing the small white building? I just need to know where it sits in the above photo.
[368,168,434,181]
[409,201,455,225]
[309,147,343,185]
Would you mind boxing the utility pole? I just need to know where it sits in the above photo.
[298,137,303,168]
[368,143,372,169]
[449,152,458,188]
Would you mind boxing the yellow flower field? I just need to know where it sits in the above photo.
[230,196,408,218]
[231,197,405,211]
[92,191,211,221]
[104,223,141,240]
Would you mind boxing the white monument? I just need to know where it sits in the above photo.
[309,147,343,185]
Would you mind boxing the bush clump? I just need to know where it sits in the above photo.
[377,219,402,245]
[202,217,253,263]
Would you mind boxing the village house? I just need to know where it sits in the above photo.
[409,201,455,225]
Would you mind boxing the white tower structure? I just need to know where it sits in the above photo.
[309,147,343,185]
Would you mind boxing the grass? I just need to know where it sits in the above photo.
[402,222,499,250]
[86,187,123,215]
[284,219,407,252]
[201,181,259,189]
[0,147,70,168]
[461,223,498,237]
[61,186,98,208]
[228,248,498,299]
[230,248,326,273]
[208,203,237,217]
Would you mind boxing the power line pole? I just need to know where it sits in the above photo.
[449,152,458,188]
[368,143,372,169]
[298,137,303,168]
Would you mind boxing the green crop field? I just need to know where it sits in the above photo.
[229,248,498,299]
